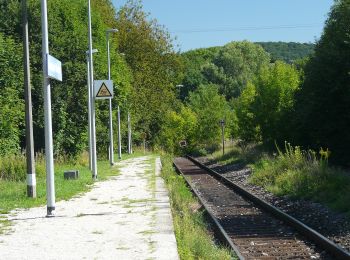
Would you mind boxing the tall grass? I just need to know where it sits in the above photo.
[250,142,350,214]
[161,155,234,260]
[0,151,122,214]
[0,153,46,181]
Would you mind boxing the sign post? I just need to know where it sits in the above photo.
[41,0,62,216]
[220,119,225,156]
[106,29,118,165]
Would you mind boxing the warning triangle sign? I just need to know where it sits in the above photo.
[96,83,112,98]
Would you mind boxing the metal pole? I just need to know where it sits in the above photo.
[107,31,114,165]
[128,111,132,154]
[117,106,122,159]
[86,54,92,171]
[88,0,97,179]
[221,120,225,156]
[22,0,36,198]
[86,49,98,171]
[41,0,55,216]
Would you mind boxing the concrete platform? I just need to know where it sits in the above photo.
[0,156,179,260]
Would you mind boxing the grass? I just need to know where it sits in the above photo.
[249,142,350,215]
[0,219,11,235]
[0,150,151,215]
[161,154,234,260]
[208,141,350,216]
[206,141,263,166]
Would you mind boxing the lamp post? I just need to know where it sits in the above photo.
[106,29,118,165]
[87,0,97,179]
[86,49,98,171]
[220,119,225,156]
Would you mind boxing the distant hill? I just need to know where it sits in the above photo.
[255,42,315,63]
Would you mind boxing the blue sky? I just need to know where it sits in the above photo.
[112,0,334,52]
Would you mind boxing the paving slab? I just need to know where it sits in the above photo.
[0,156,179,260]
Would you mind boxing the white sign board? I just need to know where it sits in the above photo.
[94,80,114,99]
[47,54,62,81]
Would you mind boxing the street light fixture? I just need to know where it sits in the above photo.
[106,28,118,164]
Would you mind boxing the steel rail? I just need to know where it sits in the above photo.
[173,161,245,259]
[186,155,350,260]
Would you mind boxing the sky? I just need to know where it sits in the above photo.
[112,0,334,52]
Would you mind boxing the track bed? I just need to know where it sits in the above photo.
[174,157,347,259]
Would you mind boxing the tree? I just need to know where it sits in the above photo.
[0,33,24,155]
[235,82,261,143]
[0,0,132,158]
[156,104,197,154]
[253,62,300,145]
[256,42,314,63]
[181,47,219,100]
[180,41,270,101]
[294,0,350,165]
[235,62,301,146]
[187,84,229,151]
[115,0,183,146]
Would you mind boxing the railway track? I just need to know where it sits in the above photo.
[173,156,350,260]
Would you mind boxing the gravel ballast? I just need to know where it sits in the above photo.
[198,157,350,253]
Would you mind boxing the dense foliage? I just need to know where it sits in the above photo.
[116,1,182,146]
[1,0,350,167]
[0,0,180,159]
[0,33,24,155]
[181,41,270,100]
[256,42,314,63]
[293,0,350,165]
[236,62,301,146]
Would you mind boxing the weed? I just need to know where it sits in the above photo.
[0,219,11,235]
[116,246,129,250]
[138,230,156,235]
[249,142,350,215]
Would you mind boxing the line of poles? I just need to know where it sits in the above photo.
[22,0,133,216]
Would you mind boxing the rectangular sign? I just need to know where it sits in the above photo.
[94,80,114,99]
[47,54,62,81]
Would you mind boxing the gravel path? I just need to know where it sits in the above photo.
[0,156,179,260]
